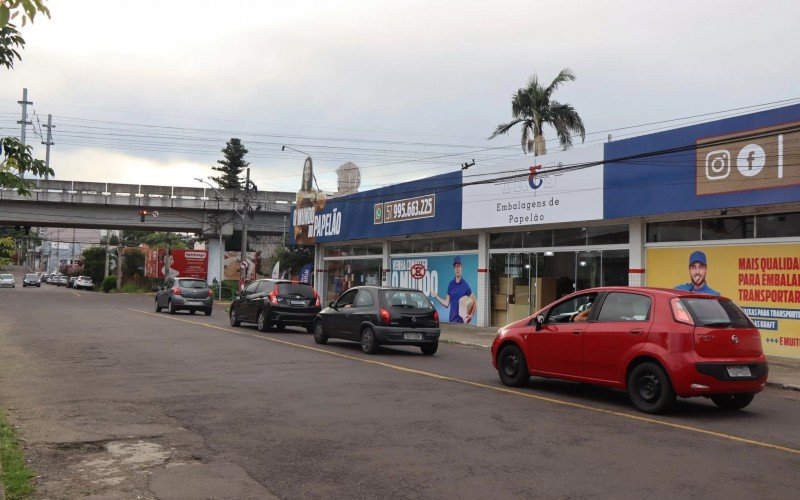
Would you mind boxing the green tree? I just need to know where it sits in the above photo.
[268,244,313,279]
[81,246,106,285]
[123,248,145,277]
[140,232,188,249]
[210,138,249,189]
[0,235,13,266]
[489,68,586,156]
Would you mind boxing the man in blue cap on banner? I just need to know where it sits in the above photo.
[674,251,720,295]
[432,256,477,323]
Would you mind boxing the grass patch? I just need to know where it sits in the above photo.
[0,409,35,499]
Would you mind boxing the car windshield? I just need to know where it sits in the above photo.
[177,279,207,289]
[277,283,315,298]
[681,298,753,328]
[381,290,434,310]
[1,274,12,279]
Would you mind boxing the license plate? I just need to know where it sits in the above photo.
[726,365,752,378]
[291,300,306,306]
[186,301,202,306]
[404,332,423,340]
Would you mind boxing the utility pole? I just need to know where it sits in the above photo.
[239,167,250,290]
[104,231,110,279]
[42,114,55,181]
[17,88,31,146]
[116,245,123,292]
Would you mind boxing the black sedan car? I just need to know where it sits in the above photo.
[229,279,320,332]
[313,286,440,355]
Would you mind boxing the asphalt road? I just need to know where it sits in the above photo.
[1,270,799,498]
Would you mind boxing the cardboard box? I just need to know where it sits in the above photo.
[492,294,507,311]
[498,276,512,292]
[514,286,530,305]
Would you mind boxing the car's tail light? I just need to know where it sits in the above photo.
[433,310,439,327]
[313,290,321,307]
[379,307,391,325]
[172,287,182,295]
[671,298,694,325]
[268,285,279,305]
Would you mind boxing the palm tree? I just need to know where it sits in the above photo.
[489,68,586,156]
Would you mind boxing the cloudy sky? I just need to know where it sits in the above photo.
[2,0,799,193]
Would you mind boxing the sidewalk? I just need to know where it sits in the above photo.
[438,323,800,391]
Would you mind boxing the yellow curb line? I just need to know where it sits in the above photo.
[128,308,800,456]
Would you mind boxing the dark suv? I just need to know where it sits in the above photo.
[313,286,441,355]
[229,279,320,332]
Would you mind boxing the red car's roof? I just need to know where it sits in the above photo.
[573,286,729,300]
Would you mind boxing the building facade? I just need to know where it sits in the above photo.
[293,104,800,359]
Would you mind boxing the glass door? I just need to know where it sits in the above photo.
[576,250,602,291]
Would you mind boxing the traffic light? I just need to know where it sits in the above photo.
[138,209,149,222]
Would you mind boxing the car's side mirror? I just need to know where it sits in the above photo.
[329,302,337,309]
[534,314,545,331]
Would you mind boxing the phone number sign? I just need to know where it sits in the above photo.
[374,194,436,224]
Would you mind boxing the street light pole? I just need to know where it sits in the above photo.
[240,168,250,288]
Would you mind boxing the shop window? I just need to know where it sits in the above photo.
[453,234,479,251]
[602,250,629,287]
[430,237,453,252]
[587,225,629,245]
[646,221,700,242]
[553,227,586,246]
[701,217,753,240]
[490,232,523,249]
[413,239,433,253]
[351,243,384,256]
[523,230,553,248]
[756,212,800,238]
[391,239,413,254]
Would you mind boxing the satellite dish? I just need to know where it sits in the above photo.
[336,162,361,195]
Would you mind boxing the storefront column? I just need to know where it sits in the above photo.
[207,236,224,285]
[628,220,646,286]
[478,232,490,327]
[314,244,325,300]
[382,241,390,286]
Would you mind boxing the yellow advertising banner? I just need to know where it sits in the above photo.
[647,244,800,359]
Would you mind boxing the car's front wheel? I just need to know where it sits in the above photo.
[361,327,379,354]
[420,342,438,356]
[627,362,676,414]
[313,320,328,344]
[710,393,755,411]
[497,344,529,387]
[229,309,241,327]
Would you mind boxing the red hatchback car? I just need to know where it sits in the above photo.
[491,287,768,414]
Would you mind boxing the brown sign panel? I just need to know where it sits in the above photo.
[696,121,800,196]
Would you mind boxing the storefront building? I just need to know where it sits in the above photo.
[292,103,800,359]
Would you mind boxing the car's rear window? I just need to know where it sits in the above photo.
[682,298,754,328]
[381,290,434,310]
[177,279,208,289]
[1,274,12,279]
[25,274,38,279]
[277,283,315,298]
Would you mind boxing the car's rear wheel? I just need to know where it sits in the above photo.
[155,299,162,313]
[274,322,285,332]
[710,393,755,411]
[229,309,241,327]
[420,342,438,356]
[204,308,212,316]
[257,311,269,332]
[627,362,676,414]
[313,321,328,344]
[361,327,379,354]
[168,300,176,315]
[497,344,529,387]
[189,309,196,315]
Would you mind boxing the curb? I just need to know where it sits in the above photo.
[766,381,800,392]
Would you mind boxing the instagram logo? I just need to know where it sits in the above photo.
[705,150,731,180]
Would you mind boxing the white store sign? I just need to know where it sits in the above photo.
[462,144,604,229]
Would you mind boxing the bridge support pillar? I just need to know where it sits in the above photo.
[208,236,225,287]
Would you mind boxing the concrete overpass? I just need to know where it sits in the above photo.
[0,179,296,282]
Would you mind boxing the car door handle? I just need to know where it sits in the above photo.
[572,329,583,335]
[629,328,644,335]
